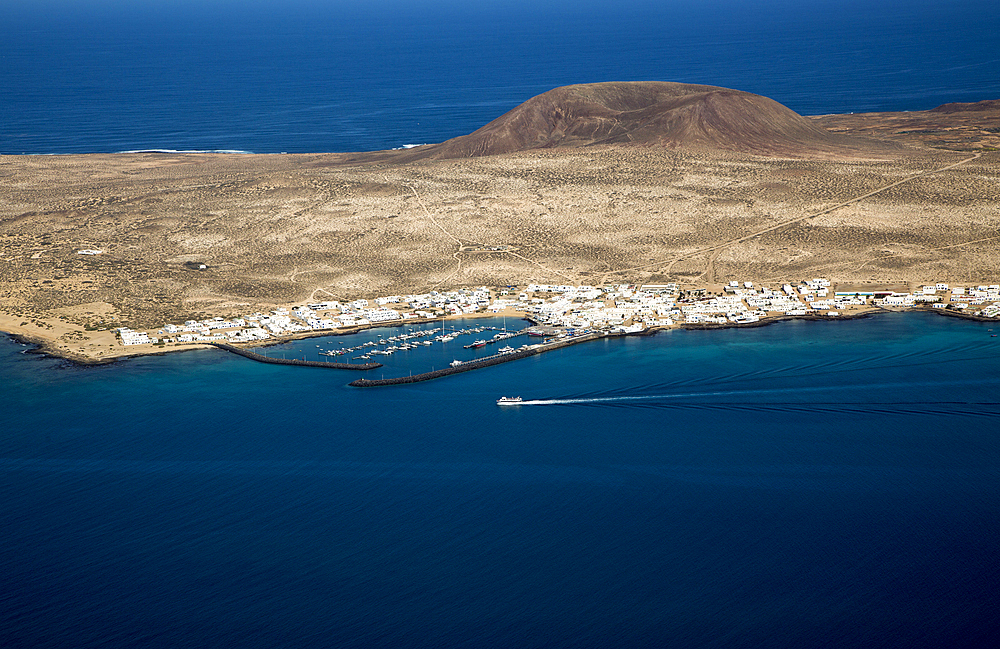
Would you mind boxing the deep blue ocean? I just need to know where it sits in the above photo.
[2,0,999,154]
[3,314,999,647]
[3,1,1000,646]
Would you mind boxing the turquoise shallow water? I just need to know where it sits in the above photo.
[2,312,998,647]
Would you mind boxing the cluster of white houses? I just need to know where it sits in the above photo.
[115,280,1000,346]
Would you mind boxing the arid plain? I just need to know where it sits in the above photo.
[1,83,998,360]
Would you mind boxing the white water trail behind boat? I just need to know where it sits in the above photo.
[517,376,1000,406]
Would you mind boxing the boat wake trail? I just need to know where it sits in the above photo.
[518,377,1000,415]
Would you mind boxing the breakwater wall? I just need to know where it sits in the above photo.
[350,332,602,387]
[680,312,874,331]
[210,342,382,370]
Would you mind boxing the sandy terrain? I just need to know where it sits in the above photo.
[1,97,998,361]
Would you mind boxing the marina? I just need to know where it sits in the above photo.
[463,328,526,349]
[118,280,1000,358]
[349,331,603,387]
[128,278,1000,385]
[199,317,550,382]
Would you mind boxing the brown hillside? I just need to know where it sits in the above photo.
[812,98,1000,151]
[929,98,1000,113]
[390,81,882,160]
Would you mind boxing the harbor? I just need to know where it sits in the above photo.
[349,331,603,387]
[190,310,623,385]
[94,278,1000,383]
[117,280,1000,352]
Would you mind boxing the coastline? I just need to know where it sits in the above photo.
[0,308,523,366]
[5,300,994,375]
[679,309,877,331]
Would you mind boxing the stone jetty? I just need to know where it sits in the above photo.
[350,333,601,386]
[210,342,382,370]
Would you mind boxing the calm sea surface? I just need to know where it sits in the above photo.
[3,1,1000,645]
[2,313,999,647]
[2,0,999,154]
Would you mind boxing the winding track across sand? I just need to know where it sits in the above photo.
[407,184,464,246]
[407,183,467,290]
[502,249,577,282]
[408,183,577,288]
[850,233,1000,274]
[600,152,983,283]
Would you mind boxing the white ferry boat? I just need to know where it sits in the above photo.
[497,396,523,405]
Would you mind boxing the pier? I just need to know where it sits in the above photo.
[462,328,528,349]
[209,342,382,370]
[350,332,603,386]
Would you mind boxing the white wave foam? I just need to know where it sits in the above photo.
[391,144,427,150]
[519,376,1000,406]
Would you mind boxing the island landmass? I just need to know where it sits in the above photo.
[2,82,998,366]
